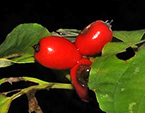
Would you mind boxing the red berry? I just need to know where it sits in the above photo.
[75,20,113,55]
[33,36,82,70]
[70,58,92,102]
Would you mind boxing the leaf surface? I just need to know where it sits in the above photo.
[0,23,51,67]
[89,30,145,113]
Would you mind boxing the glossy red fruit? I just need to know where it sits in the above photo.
[33,36,82,70]
[75,20,113,55]
[70,58,92,102]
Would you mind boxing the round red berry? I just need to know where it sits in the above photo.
[75,20,113,55]
[33,36,82,70]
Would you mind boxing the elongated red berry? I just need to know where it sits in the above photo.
[75,20,113,55]
[33,36,82,70]
[70,58,92,102]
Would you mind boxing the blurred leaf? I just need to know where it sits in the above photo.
[12,53,35,63]
[0,58,13,68]
[0,23,51,67]
[0,95,12,113]
[102,30,145,57]
[113,29,145,43]
[0,78,6,85]
[51,28,80,42]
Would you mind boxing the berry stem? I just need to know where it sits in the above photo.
[51,83,74,89]
[22,76,74,89]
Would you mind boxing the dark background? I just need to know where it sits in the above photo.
[0,0,144,113]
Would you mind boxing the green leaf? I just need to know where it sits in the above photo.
[102,42,132,55]
[89,30,145,113]
[0,58,13,68]
[12,53,35,63]
[89,44,145,113]
[0,23,51,67]
[113,29,145,43]
[51,28,80,42]
[0,95,12,113]
[0,78,6,85]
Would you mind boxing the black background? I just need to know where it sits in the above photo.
[0,0,144,113]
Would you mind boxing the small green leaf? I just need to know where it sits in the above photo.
[0,23,51,67]
[103,30,145,56]
[12,53,35,63]
[0,78,6,85]
[102,42,131,55]
[0,58,13,68]
[0,95,12,113]
[89,45,145,113]
[113,29,145,43]
[51,28,80,42]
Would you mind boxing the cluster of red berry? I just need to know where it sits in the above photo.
[33,20,113,102]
